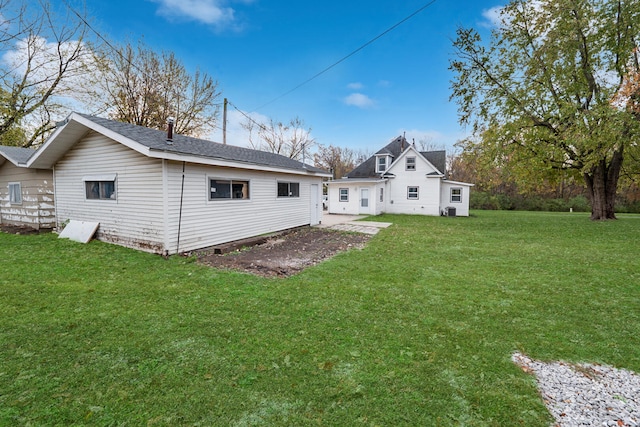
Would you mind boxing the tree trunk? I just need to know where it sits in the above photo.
[583,148,623,220]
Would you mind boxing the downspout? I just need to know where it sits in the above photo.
[176,161,185,254]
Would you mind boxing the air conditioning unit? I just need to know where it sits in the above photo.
[445,207,456,217]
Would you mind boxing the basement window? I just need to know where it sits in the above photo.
[9,182,22,204]
[277,182,300,198]
[210,179,250,200]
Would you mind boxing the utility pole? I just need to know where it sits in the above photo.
[223,98,228,145]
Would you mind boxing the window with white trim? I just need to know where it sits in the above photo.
[210,179,250,200]
[379,187,384,202]
[407,186,419,200]
[406,157,416,170]
[277,182,300,198]
[9,182,22,204]
[339,188,349,202]
[85,181,116,200]
[451,188,462,203]
[376,156,387,173]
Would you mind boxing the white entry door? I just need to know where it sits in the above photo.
[310,184,319,225]
[359,188,369,214]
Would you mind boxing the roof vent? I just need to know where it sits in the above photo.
[166,117,175,144]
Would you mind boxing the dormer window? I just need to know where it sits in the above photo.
[376,154,391,173]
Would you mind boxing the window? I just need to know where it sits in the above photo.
[406,157,416,170]
[451,188,462,203]
[379,187,384,203]
[210,179,249,200]
[9,182,22,204]
[277,182,300,198]
[377,156,387,173]
[85,181,116,200]
[339,188,349,202]
[407,186,419,200]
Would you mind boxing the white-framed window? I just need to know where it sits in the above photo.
[277,181,300,198]
[85,181,116,200]
[9,182,22,204]
[209,179,250,200]
[376,156,387,173]
[406,157,416,170]
[407,186,419,200]
[379,187,384,203]
[451,188,462,203]
[339,188,349,202]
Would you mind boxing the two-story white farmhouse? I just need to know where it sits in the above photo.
[327,136,473,217]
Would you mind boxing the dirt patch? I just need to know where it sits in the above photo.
[195,227,371,277]
[0,224,44,235]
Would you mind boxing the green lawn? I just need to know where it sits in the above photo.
[1,210,639,426]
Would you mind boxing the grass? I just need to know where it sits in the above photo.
[1,210,639,426]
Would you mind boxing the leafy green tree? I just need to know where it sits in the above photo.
[450,0,640,220]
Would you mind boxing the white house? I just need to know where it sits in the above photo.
[0,145,55,229]
[327,136,473,217]
[27,113,331,254]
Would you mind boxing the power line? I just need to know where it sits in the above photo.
[253,0,440,111]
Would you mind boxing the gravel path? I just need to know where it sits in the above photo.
[512,352,640,426]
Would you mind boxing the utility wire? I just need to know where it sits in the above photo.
[253,0,440,111]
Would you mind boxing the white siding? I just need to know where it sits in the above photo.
[440,181,472,216]
[0,163,54,229]
[54,132,166,252]
[164,162,323,254]
[385,150,441,216]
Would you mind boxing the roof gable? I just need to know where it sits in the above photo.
[28,113,330,176]
[345,136,446,178]
[0,145,36,166]
[346,136,409,178]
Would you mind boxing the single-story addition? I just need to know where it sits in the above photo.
[327,136,474,217]
[0,145,55,230]
[27,112,331,254]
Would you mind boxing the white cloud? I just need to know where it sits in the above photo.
[151,0,236,26]
[344,93,375,109]
[347,82,364,90]
[480,6,504,28]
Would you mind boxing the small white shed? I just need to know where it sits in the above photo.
[27,113,331,254]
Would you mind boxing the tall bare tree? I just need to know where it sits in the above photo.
[242,116,315,161]
[101,42,221,137]
[0,0,99,146]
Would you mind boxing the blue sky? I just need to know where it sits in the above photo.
[78,0,503,153]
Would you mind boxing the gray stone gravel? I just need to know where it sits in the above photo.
[512,352,640,426]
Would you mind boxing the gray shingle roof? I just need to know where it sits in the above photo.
[0,145,36,164]
[345,136,446,178]
[76,113,327,174]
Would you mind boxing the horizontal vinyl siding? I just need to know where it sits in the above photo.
[55,132,165,252]
[165,162,321,254]
[0,164,54,229]
[385,154,442,216]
